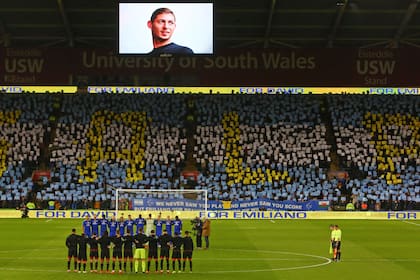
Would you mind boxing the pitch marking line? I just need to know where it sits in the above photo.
[0,267,64,274]
[402,220,420,226]
[197,249,332,273]
[0,249,331,274]
[0,248,62,253]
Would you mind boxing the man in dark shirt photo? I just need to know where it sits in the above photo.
[147,7,194,56]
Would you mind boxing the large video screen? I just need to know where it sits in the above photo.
[118,0,214,56]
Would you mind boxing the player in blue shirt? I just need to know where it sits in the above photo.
[118,216,126,236]
[91,214,100,236]
[135,214,145,235]
[154,215,164,237]
[173,216,182,236]
[99,215,109,237]
[125,215,135,236]
[165,216,174,236]
[109,216,118,237]
[82,216,92,238]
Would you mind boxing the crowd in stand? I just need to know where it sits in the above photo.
[0,95,51,208]
[193,96,332,202]
[328,95,419,210]
[0,94,418,210]
[46,95,187,208]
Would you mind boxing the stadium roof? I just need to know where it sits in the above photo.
[0,0,420,49]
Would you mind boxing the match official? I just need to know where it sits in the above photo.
[332,225,342,262]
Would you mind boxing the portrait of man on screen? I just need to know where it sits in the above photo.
[147,7,194,56]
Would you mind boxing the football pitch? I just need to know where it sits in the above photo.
[0,218,419,280]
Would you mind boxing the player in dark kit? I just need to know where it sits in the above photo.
[146,230,159,273]
[66,228,79,272]
[111,232,123,273]
[98,231,111,273]
[158,229,172,273]
[77,233,89,273]
[171,232,183,273]
[88,233,99,272]
[182,231,194,272]
[123,229,135,272]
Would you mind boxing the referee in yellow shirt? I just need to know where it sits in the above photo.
[332,225,342,262]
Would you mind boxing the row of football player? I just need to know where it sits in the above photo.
[66,227,194,274]
[82,214,183,238]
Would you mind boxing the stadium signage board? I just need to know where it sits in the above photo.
[2,47,420,86]
[86,86,420,95]
[0,210,418,220]
[0,86,419,94]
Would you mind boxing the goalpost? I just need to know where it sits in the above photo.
[115,189,208,220]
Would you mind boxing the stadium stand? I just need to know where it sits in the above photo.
[46,95,187,209]
[192,95,332,202]
[0,95,52,208]
[329,95,420,210]
[0,93,418,210]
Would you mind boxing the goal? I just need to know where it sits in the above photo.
[115,189,208,220]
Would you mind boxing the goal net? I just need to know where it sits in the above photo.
[115,189,208,220]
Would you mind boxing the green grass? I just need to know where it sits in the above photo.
[0,219,420,280]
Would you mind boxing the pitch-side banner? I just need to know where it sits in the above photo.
[1,48,420,86]
[132,198,324,211]
[0,210,418,220]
